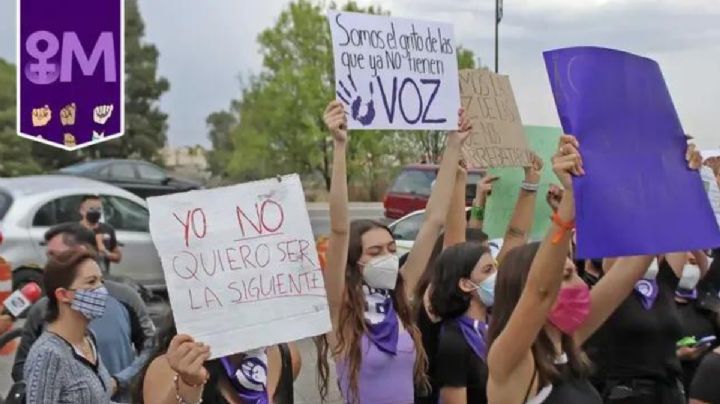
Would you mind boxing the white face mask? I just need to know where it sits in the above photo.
[644,259,659,280]
[361,255,400,290]
[679,264,701,290]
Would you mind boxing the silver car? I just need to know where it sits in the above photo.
[0,175,164,291]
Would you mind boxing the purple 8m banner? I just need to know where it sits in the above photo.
[17,0,124,151]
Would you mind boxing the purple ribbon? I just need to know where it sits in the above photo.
[676,288,698,300]
[220,354,269,404]
[455,315,488,360]
[634,279,659,310]
[366,298,399,355]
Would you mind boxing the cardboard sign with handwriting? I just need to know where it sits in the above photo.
[148,174,331,358]
[459,69,530,168]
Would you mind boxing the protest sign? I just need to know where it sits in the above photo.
[148,175,331,358]
[544,46,720,258]
[17,0,124,150]
[484,126,562,240]
[327,11,459,131]
[701,167,720,229]
[459,69,530,168]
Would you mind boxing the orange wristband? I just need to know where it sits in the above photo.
[551,212,575,244]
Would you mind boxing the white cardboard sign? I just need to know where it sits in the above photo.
[148,174,331,358]
[328,11,460,130]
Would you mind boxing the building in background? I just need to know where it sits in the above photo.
[160,145,211,182]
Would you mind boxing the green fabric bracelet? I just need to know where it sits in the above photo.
[471,206,485,220]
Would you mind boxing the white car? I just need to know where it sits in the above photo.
[388,208,503,258]
[0,175,164,291]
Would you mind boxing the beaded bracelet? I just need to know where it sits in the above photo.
[174,374,204,404]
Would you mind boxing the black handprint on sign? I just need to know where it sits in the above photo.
[336,75,376,126]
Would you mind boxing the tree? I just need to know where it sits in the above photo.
[213,1,478,199]
[206,108,238,177]
[0,59,42,176]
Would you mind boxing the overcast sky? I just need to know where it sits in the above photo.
[1,0,718,149]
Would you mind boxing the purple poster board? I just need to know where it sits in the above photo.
[18,0,124,150]
[544,46,720,258]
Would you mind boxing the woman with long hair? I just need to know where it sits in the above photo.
[485,135,704,403]
[24,248,114,403]
[413,154,543,404]
[134,312,301,404]
[317,100,470,403]
[427,241,495,404]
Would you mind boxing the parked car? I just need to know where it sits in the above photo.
[383,164,485,219]
[388,208,502,258]
[58,159,202,199]
[0,175,164,291]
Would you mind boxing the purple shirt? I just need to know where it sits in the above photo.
[336,328,415,404]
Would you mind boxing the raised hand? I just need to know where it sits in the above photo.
[60,103,76,126]
[448,108,472,146]
[93,104,114,125]
[524,151,544,184]
[323,101,348,144]
[546,184,564,212]
[166,334,210,386]
[551,134,584,190]
[686,143,703,170]
[31,105,52,127]
[476,174,499,203]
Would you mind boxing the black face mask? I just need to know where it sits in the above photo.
[85,209,101,224]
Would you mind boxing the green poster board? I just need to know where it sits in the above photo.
[483,126,563,240]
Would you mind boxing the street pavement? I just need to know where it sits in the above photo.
[0,203,385,401]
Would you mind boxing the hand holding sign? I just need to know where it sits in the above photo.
[551,135,584,190]
[686,143,703,170]
[166,334,210,386]
[447,108,472,147]
[323,101,348,143]
[524,152,544,184]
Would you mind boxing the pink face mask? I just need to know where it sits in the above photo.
[548,284,591,335]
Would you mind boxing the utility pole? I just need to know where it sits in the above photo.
[495,0,503,73]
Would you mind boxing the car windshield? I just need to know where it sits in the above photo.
[59,161,108,174]
[389,169,436,196]
[467,172,484,184]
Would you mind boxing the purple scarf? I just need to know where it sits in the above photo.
[455,315,488,360]
[220,350,269,404]
[366,297,399,355]
[634,278,659,310]
[363,286,399,355]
